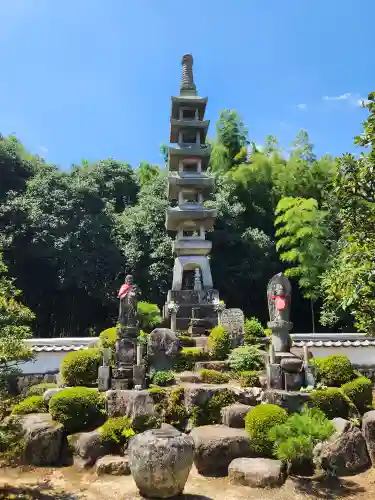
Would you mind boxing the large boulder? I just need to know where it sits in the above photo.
[128,426,194,499]
[147,328,180,375]
[177,371,202,383]
[314,418,371,476]
[106,389,157,419]
[261,389,310,413]
[229,457,286,488]
[190,424,253,476]
[68,429,111,468]
[194,361,230,372]
[362,410,375,464]
[184,385,262,410]
[19,413,64,466]
[95,455,130,476]
[221,404,253,428]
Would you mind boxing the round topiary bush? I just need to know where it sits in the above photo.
[228,346,264,373]
[12,396,47,415]
[341,376,373,414]
[99,327,117,349]
[60,348,100,387]
[200,369,230,384]
[245,404,288,456]
[98,416,135,451]
[208,326,231,360]
[27,382,58,397]
[49,387,106,434]
[310,355,355,387]
[309,387,353,420]
[244,317,265,345]
[239,370,262,388]
[151,371,175,387]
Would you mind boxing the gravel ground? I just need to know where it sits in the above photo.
[0,465,375,500]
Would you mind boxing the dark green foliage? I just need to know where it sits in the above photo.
[311,355,355,387]
[191,389,235,426]
[309,388,352,420]
[49,387,106,434]
[244,317,264,345]
[60,348,100,386]
[269,407,335,471]
[12,395,47,415]
[27,383,58,397]
[228,346,264,372]
[132,414,162,433]
[137,302,162,332]
[245,404,288,456]
[174,347,210,372]
[239,370,262,388]
[0,416,26,464]
[177,335,195,347]
[98,417,135,450]
[163,386,189,431]
[151,371,175,387]
[200,369,230,384]
[208,326,231,360]
[341,376,373,414]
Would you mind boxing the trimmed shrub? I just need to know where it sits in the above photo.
[98,417,135,450]
[191,389,235,426]
[137,301,162,332]
[244,317,264,345]
[341,376,373,414]
[152,371,175,387]
[99,327,117,349]
[239,370,262,388]
[174,347,209,372]
[229,346,264,373]
[60,348,100,387]
[269,407,335,472]
[178,335,195,347]
[49,387,106,434]
[309,387,352,420]
[208,326,231,361]
[200,369,230,384]
[27,382,58,397]
[310,355,355,387]
[12,396,47,415]
[245,404,288,456]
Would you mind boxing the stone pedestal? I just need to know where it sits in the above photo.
[98,366,111,392]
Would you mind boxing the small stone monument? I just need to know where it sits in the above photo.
[98,347,111,392]
[147,328,180,376]
[220,308,245,347]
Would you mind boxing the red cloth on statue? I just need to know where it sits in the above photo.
[269,295,288,311]
[118,283,132,298]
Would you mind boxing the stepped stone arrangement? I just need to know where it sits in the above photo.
[164,53,220,335]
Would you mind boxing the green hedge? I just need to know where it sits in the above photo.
[239,370,262,388]
[309,387,352,420]
[200,369,230,384]
[173,347,210,372]
[12,396,47,415]
[208,326,231,360]
[245,404,288,456]
[49,387,106,434]
[27,383,58,397]
[341,376,373,414]
[310,355,355,387]
[60,348,100,386]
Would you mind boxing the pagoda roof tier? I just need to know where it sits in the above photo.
[170,118,209,144]
[166,204,217,231]
[168,173,214,199]
[171,96,208,121]
[173,238,212,257]
[168,145,211,171]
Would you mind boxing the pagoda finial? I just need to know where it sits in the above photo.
[180,54,196,96]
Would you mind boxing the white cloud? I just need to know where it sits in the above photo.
[323,92,368,107]
[296,103,307,110]
[37,145,48,155]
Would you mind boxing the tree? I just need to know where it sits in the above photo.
[216,109,248,161]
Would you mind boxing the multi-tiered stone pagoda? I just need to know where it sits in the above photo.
[164,54,220,334]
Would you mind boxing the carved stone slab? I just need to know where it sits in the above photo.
[221,308,244,347]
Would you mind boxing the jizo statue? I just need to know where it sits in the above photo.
[118,274,139,329]
[267,273,292,324]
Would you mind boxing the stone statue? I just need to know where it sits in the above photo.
[147,328,180,375]
[267,273,292,324]
[118,274,139,329]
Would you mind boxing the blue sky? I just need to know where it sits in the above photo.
[0,0,373,170]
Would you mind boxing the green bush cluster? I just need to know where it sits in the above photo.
[163,386,189,431]
[200,369,230,384]
[98,416,135,450]
[309,387,353,420]
[341,376,372,414]
[239,370,262,388]
[49,387,106,434]
[228,346,264,373]
[12,395,47,415]
[208,326,231,361]
[311,355,355,387]
[60,348,100,387]
[173,347,210,372]
[191,389,235,426]
[269,407,335,472]
[0,417,26,465]
[245,404,288,456]
[27,382,58,397]
[244,317,265,345]
[151,371,175,387]
[137,301,162,332]
[99,327,117,349]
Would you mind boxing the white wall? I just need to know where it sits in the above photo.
[20,351,68,374]
[308,346,375,366]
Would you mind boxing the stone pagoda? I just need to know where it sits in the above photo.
[164,54,220,334]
